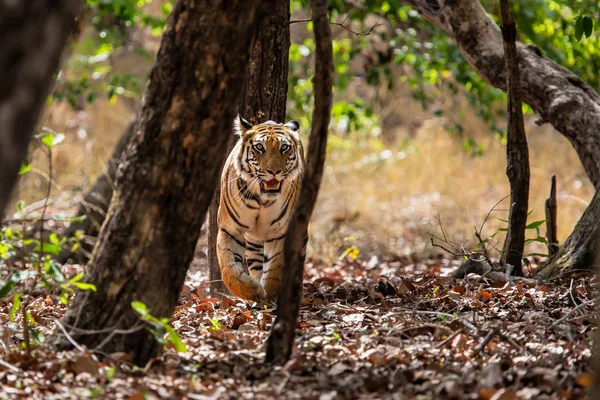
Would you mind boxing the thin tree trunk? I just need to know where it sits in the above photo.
[498,0,529,276]
[0,1,80,217]
[54,0,262,366]
[56,120,136,264]
[545,175,558,257]
[265,0,333,364]
[208,0,291,297]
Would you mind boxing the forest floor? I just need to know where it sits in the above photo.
[0,255,596,399]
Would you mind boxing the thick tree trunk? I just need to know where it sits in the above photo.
[498,0,529,276]
[56,120,135,264]
[536,192,600,280]
[208,0,291,297]
[0,1,80,217]
[54,0,262,366]
[265,0,333,364]
[401,0,600,278]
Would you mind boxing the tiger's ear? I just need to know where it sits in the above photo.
[234,115,253,137]
[284,120,300,139]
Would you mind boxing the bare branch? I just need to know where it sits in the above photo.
[289,17,384,36]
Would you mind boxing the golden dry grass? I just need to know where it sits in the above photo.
[310,94,594,263]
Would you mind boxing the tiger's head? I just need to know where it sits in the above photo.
[234,116,304,196]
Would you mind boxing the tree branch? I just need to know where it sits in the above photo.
[402,0,600,189]
[289,17,383,36]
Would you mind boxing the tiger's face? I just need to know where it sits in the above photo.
[234,116,304,195]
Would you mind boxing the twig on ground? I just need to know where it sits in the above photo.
[477,328,498,353]
[93,322,146,352]
[568,279,581,314]
[54,319,87,353]
[0,358,20,373]
[391,310,478,332]
[550,297,600,328]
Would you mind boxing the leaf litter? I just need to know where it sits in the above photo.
[0,255,596,399]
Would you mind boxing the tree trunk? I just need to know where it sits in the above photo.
[0,1,80,217]
[535,191,600,280]
[590,239,600,400]
[208,0,290,296]
[208,0,291,297]
[498,0,529,276]
[54,0,262,366]
[265,0,333,364]
[545,175,558,257]
[401,0,600,278]
[56,120,135,264]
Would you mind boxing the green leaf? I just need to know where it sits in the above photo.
[60,291,70,305]
[33,242,62,255]
[0,281,16,299]
[18,163,32,175]
[575,16,584,41]
[582,16,594,38]
[165,324,188,353]
[40,132,65,148]
[72,281,97,292]
[10,293,22,321]
[49,233,65,245]
[41,133,54,148]
[525,220,545,230]
[131,301,149,316]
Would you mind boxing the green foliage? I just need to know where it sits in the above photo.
[131,301,188,352]
[52,0,173,109]
[0,131,96,351]
[289,0,600,155]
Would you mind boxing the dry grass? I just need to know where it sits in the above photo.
[310,96,594,264]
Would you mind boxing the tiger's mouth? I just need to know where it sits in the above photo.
[261,178,282,193]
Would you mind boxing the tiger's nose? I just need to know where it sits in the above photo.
[267,169,281,176]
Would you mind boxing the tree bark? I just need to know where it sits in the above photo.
[498,0,529,276]
[536,191,600,280]
[208,0,291,297]
[56,120,135,264]
[265,0,333,364]
[545,175,558,257]
[0,1,80,217]
[401,0,600,278]
[54,0,262,366]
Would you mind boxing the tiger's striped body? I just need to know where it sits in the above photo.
[217,117,306,301]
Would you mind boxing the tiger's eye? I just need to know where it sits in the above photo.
[253,143,265,152]
[280,144,290,153]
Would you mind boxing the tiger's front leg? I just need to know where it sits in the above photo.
[261,233,309,299]
[245,235,264,281]
[261,238,284,299]
[217,228,266,301]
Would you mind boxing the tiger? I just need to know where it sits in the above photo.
[217,116,306,302]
